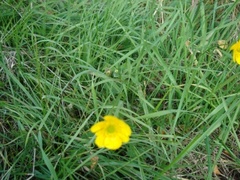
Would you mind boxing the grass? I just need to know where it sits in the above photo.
[0,0,240,179]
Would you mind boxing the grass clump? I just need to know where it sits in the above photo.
[1,0,240,179]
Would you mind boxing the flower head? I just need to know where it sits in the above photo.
[90,115,131,150]
[230,40,240,65]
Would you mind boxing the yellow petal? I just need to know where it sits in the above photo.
[232,48,240,64]
[230,40,240,65]
[103,115,119,122]
[234,52,240,64]
[104,136,122,150]
[118,122,132,136]
[230,40,240,50]
[95,129,106,137]
[90,121,106,133]
[95,134,105,148]
[118,133,130,143]
[230,43,236,50]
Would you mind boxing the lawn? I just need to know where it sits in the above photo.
[0,0,240,179]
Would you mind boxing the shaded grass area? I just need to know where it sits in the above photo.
[0,0,240,179]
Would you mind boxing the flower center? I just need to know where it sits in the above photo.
[106,125,115,133]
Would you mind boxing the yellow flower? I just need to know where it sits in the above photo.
[90,115,131,150]
[230,40,240,65]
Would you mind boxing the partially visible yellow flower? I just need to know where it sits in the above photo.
[90,115,131,150]
[230,40,240,65]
